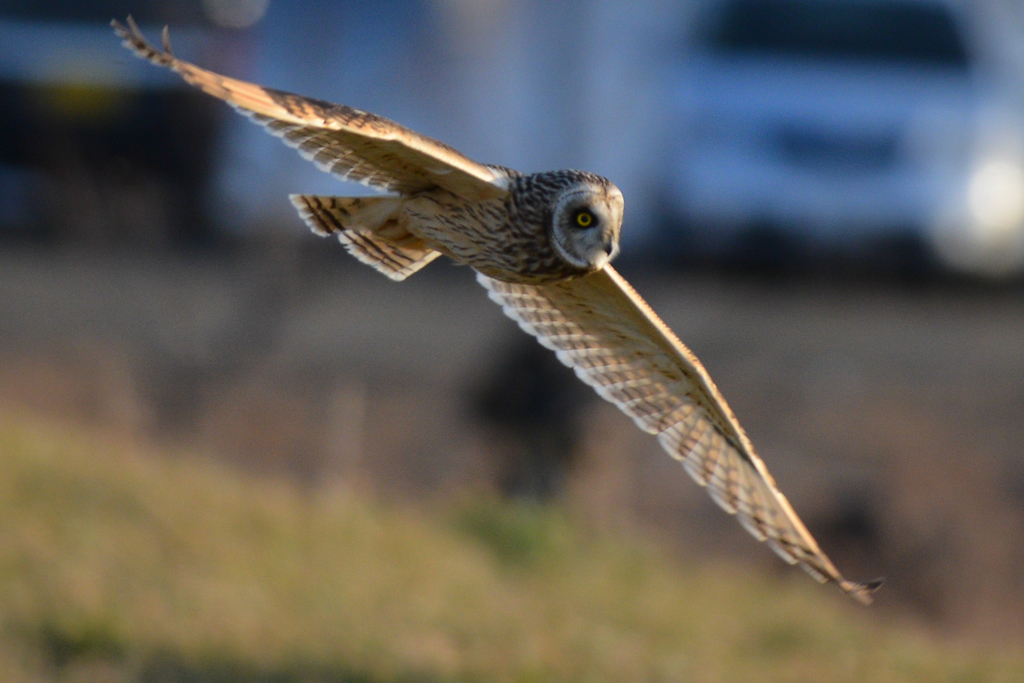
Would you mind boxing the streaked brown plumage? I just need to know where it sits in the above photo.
[114,17,881,604]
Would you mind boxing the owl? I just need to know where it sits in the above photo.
[114,17,881,604]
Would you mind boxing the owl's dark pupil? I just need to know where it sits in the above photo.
[575,211,594,227]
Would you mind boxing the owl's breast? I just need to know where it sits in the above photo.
[403,190,588,284]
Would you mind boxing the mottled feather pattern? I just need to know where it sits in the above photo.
[403,182,593,285]
[478,267,880,604]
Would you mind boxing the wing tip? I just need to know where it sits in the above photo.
[112,15,175,69]
[161,25,174,55]
[841,577,885,606]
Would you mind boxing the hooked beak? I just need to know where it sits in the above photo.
[603,237,619,260]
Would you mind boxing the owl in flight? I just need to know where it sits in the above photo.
[115,17,880,604]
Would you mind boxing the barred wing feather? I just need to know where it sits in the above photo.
[112,18,509,201]
[478,266,881,605]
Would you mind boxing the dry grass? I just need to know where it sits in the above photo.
[0,412,1020,682]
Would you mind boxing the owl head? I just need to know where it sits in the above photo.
[548,177,624,272]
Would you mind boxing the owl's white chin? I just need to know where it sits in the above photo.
[552,236,612,271]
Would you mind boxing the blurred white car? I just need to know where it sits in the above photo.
[663,0,1024,275]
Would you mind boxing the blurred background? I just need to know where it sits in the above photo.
[1,0,1024,680]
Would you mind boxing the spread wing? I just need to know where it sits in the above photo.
[479,266,882,605]
[112,17,510,202]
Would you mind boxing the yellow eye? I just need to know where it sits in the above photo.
[575,211,594,227]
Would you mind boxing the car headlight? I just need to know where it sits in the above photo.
[930,158,1024,277]
[967,159,1024,240]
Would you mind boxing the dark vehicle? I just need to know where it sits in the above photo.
[0,3,243,246]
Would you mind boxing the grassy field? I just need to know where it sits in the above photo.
[0,413,1020,682]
